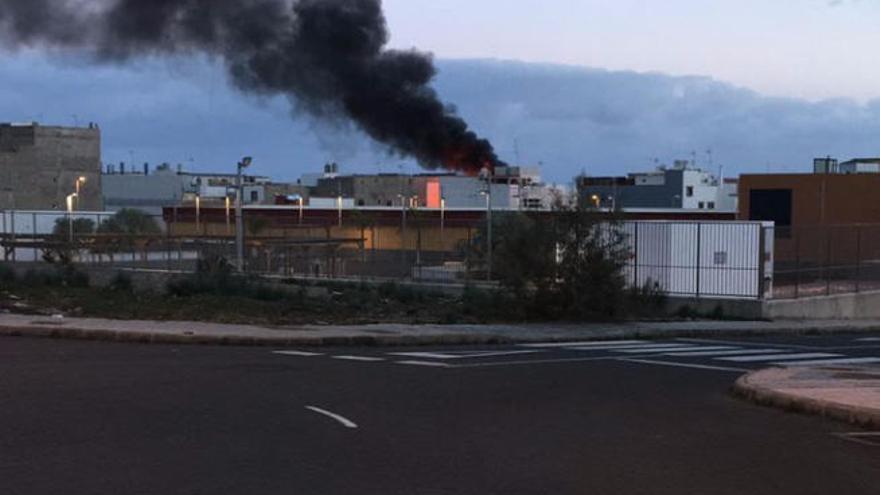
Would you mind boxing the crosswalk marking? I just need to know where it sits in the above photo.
[519,340,646,348]
[664,348,780,357]
[718,353,841,363]
[273,350,324,357]
[619,358,748,373]
[396,360,453,368]
[615,346,712,354]
[615,346,736,354]
[565,343,688,351]
[607,344,700,352]
[389,350,541,360]
[774,357,880,367]
[332,355,386,362]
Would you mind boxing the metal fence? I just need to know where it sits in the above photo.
[623,221,773,300]
[771,225,880,300]
[1,209,776,298]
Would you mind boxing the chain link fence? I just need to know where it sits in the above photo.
[1,210,782,299]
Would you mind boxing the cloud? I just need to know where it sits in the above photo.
[2,53,879,182]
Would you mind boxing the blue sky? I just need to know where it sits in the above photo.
[1,0,879,183]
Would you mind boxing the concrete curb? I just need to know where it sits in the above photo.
[732,369,880,428]
[0,324,518,347]
[2,319,880,348]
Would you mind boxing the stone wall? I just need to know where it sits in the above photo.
[0,124,102,211]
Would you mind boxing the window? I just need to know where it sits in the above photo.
[686,186,694,197]
[250,190,259,202]
[707,201,715,209]
[698,202,705,209]
[749,189,793,238]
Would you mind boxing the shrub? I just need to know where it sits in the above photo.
[0,263,16,285]
[108,271,134,293]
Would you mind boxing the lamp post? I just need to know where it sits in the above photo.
[65,193,77,243]
[236,156,253,272]
[440,197,446,262]
[397,194,407,266]
[481,167,493,282]
[298,196,304,225]
[75,176,86,211]
[225,195,231,236]
[195,194,201,235]
[337,195,343,228]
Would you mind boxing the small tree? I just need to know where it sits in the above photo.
[95,209,162,259]
[97,209,161,236]
[52,217,96,239]
[464,198,635,320]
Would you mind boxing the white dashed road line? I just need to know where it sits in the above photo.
[332,355,386,362]
[395,360,453,368]
[273,350,324,357]
[305,406,358,429]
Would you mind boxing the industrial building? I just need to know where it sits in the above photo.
[578,160,737,212]
[102,162,296,214]
[308,165,561,210]
[0,123,102,211]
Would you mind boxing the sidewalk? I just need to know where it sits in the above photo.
[734,366,880,428]
[2,312,880,347]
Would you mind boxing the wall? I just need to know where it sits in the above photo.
[738,173,880,226]
[102,172,188,215]
[764,290,880,320]
[0,124,102,211]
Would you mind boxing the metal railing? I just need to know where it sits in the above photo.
[1,210,776,297]
[771,225,880,300]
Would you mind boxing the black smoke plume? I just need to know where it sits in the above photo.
[0,0,503,174]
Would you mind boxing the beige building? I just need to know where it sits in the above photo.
[0,123,102,211]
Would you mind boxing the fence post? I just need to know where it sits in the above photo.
[32,212,38,262]
[1,210,6,262]
[757,225,767,300]
[695,223,702,298]
[826,228,832,297]
[794,229,800,299]
[633,222,639,289]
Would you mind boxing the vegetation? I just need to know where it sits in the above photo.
[463,198,666,320]
[97,208,161,236]
[51,217,96,240]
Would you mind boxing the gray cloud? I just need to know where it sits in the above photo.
[2,54,879,182]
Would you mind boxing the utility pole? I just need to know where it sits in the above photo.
[481,166,493,282]
[236,156,253,272]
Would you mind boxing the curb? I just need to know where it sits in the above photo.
[2,320,880,348]
[0,325,519,348]
[732,369,880,428]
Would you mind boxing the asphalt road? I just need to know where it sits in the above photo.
[2,333,879,495]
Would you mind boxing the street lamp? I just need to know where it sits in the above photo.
[75,176,86,211]
[440,197,446,261]
[225,195,232,236]
[480,167,493,281]
[591,194,601,209]
[236,156,253,272]
[397,193,407,265]
[195,194,201,235]
[65,193,77,243]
